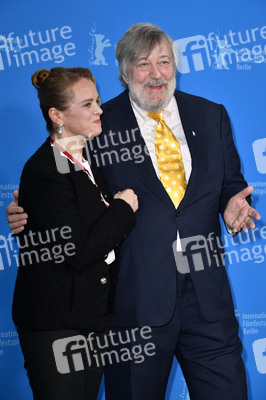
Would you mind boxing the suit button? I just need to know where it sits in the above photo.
[101,277,107,285]
[176,211,182,217]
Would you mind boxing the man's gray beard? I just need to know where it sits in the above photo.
[128,76,176,112]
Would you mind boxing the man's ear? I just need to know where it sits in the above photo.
[48,107,62,126]
[122,75,128,85]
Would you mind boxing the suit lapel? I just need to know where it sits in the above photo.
[174,90,208,211]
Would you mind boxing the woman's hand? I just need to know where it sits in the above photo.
[114,189,138,213]
[6,190,28,234]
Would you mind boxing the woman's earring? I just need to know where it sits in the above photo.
[58,123,63,135]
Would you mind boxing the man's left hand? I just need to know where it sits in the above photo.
[223,186,261,233]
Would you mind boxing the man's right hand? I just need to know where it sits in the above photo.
[6,190,27,234]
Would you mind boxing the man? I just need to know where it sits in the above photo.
[7,23,260,399]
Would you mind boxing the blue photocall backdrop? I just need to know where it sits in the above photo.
[0,0,266,399]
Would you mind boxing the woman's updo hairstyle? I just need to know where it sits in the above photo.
[31,67,96,134]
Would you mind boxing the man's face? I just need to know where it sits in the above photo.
[125,38,176,112]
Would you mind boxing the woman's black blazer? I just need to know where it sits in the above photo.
[12,138,135,331]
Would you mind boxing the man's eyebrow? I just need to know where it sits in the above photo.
[136,54,171,62]
[158,55,171,59]
[136,56,149,62]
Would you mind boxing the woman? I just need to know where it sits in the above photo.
[12,67,138,400]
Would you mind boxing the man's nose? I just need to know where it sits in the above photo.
[149,63,162,79]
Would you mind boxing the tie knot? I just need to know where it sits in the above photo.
[147,111,164,123]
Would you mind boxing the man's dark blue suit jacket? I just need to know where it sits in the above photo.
[93,89,248,328]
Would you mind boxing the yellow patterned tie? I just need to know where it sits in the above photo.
[148,110,187,208]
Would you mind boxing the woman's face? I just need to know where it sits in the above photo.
[60,78,103,139]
